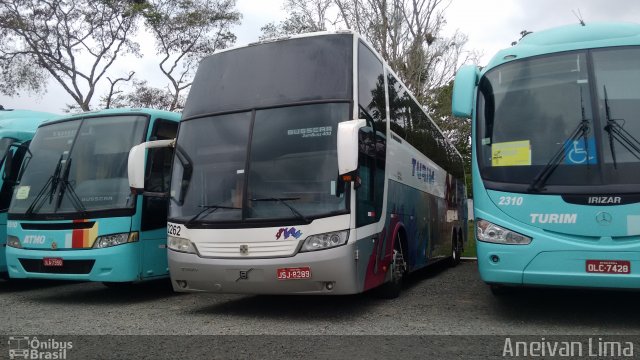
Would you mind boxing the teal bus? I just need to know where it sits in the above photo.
[5,108,179,286]
[0,109,58,279]
[452,22,640,293]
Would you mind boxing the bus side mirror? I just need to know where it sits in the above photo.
[128,139,174,193]
[2,150,13,181]
[452,64,480,118]
[337,119,366,175]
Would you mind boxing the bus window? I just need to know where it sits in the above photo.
[357,42,386,226]
[142,119,178,231]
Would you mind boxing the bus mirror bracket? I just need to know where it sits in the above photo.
[337,119,366,175]
[451,64,480,118]
[128,139,174,194]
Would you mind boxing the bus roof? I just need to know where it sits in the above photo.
[484,22,640,73]
[40,108,181,127]
[0,109,58,142]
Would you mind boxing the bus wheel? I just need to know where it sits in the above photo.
[449,236,461,267]
[0,272,9,281]
[102,281,134,289]
[376,237,406,299]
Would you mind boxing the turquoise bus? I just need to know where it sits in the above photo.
[452,22,640,293]
[0,109,58,279]
[5,108,179,286]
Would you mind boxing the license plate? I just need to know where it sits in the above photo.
[43,257,63,267]
[277,267,311,280]
[586,260,630,274]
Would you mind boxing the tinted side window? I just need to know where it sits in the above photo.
[0,141,24,211]
[357,43,386,227]
[388,74,406,140]
[142,119,178,231]
[358,42,386,135]
[145,119,179,193]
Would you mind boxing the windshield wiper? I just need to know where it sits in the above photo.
[528,89,591,192]
[250,197,311,223]
[602,86,640,168]
[25,154,64,216]
[54,158,87,214]
[185,204,241,227]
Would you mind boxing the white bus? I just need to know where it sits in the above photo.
[130,31,467,297]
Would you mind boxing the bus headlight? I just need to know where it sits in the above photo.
[93,232,139,249]
[300,230,349,252]
[476,219,531,245]
[7,235,22,248]
[168,236,197,254]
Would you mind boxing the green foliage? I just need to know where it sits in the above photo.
[430,81,473,197]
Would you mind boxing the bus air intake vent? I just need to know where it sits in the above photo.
[21,222,96,230]
[19,259,95,274]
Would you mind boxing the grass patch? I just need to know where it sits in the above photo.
[462,221,476,258]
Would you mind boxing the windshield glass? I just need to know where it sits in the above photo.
[593,47,640,183]
[477,47,640,191]
[10,115,147,215]
[170,102,350,224]
[184,35,352,118]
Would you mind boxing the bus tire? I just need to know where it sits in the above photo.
[0,272,9,281]
[376,234,407,299]
[449,234,461,267]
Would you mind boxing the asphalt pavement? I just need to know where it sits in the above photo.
[2,261,640,336]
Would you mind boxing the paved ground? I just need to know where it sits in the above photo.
[2,261,640,337]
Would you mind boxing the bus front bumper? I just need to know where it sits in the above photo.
[6,243,144,282]
[478,241,640,289]
[168,243,360,295]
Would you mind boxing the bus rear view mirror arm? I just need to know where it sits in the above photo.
[128,139,175,193]
[337,119,366,175]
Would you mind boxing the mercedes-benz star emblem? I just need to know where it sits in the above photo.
[239,244,249,255]
[595,211,613,225]
[51,242,57,249]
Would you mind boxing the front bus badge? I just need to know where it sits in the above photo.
[51,242,58,250]
[596,212,613,226]
[240,245,249,255]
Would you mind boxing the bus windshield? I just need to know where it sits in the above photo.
[10,115,147,216]
[170,102,350,224]
[477,47,640,190]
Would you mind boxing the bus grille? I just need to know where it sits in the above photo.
[196,241,300,258]
[19,259,95,274]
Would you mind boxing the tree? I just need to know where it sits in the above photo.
[261,0,478,105]
[135,0,241,111]
[0,0,143,111]
[103,80,180,110]
[260,0,332,39]
[429,81,472,196]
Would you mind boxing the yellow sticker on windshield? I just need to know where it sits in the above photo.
[15,186,30,200]
[491,140,531,167]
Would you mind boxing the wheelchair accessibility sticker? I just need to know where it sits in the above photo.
[564,137,597,164]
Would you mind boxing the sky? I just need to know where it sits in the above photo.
[1,0,639,114]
